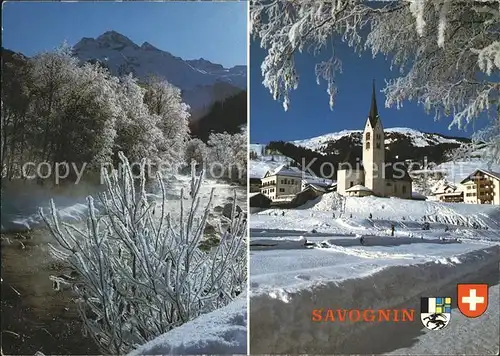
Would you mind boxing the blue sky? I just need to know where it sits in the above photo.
[2,1,247,68]
[250,40,489,143]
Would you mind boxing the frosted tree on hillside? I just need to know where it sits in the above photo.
[40,152,246,354]
[185,138,208,166]
[58,61,121,166]
[27,45,79,162]
[207,130,247,181]
[251,0,500,163]
[25,45,121,169]
[144,76,191,169]
[115,74,164,164]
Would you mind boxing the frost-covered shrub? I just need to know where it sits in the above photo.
[40,152,247,354]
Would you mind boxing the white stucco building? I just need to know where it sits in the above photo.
[260,164,334,202]
[460,169,500,205]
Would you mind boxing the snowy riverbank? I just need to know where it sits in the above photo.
[1,173,247,355]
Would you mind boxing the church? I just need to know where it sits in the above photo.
[337,82,413,199]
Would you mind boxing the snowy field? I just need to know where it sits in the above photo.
[249,192,500,354]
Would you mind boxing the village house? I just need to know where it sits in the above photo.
[249,192,272,213]
[260,164,308,201]
[337,81,413,199]
[460,169,500,205]
[431,181,464,203]
[260,164,334,202]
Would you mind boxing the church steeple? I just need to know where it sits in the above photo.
[368,79,379,127]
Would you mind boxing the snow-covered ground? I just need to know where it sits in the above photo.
[128,294,247,355]
[249,192,500,354]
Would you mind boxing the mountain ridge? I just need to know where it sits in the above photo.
[251,127,472,179]
[72,30,246,120]
[289,127,470,154]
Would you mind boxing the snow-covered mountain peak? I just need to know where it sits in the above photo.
[74,31,139,52]
[96,31,138,49]
[72,30,246,120]
[187,58,225,72]
[140,41,160,51]
[290,127,468,152]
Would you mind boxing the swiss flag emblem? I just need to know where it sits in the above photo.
[457,283,489,318]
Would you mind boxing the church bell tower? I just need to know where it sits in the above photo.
[363,80,386,196]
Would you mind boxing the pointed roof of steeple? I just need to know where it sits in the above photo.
[368,79,380,127]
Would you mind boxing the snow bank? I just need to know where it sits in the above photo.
[250,236,309,250]
[250,246,500,354]
[250,235,461,251]
[128,295,247,355]
[321,235,461,247]
[310,193,500,230]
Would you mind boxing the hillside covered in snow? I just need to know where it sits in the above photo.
[291,127,470,153]
[250,127,493,188]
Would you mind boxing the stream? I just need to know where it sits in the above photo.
[1,228,100,355]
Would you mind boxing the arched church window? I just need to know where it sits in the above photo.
[366,142,370,149]
[366,132,371,140]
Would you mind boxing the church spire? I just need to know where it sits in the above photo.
[368,79,379,127]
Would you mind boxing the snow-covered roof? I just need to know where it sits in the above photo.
[431,180,458,194]
[441,191,464,197]
[460,169,500,183]
[482,170,500,180]
[302,184,328,193]
[302,177,335,187]
[345,184,372,192]
[266,164,316,178]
